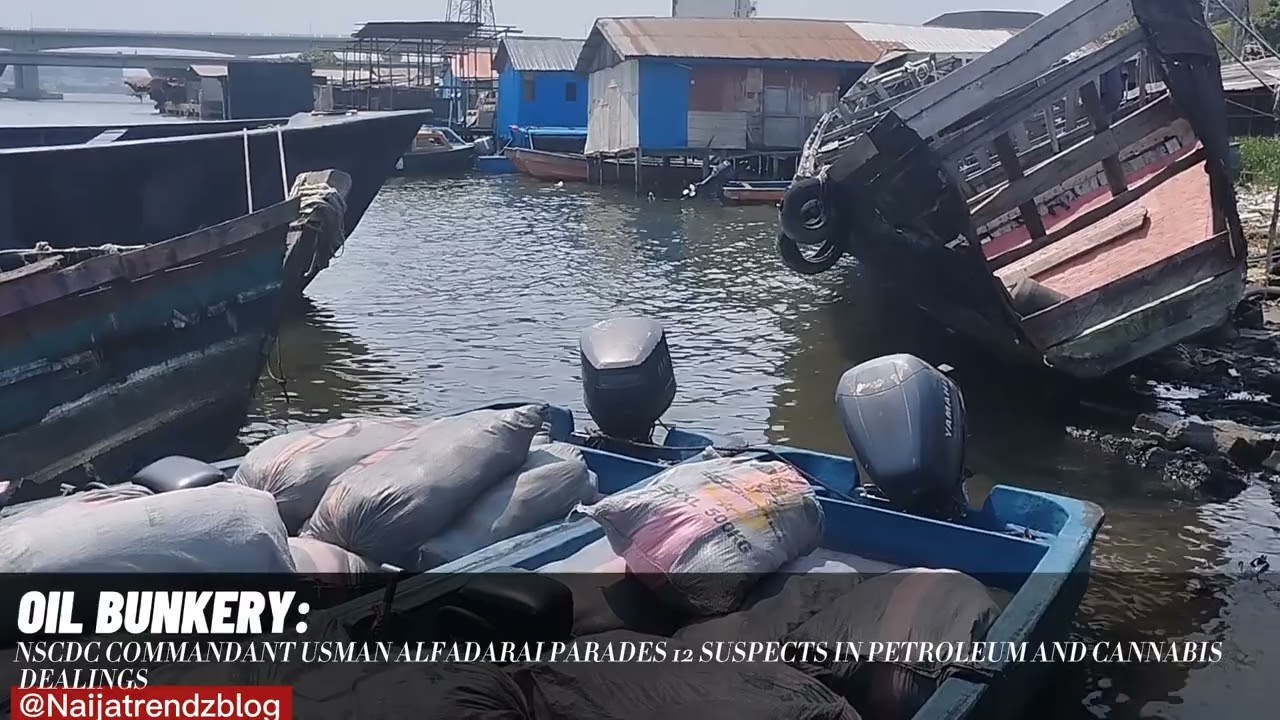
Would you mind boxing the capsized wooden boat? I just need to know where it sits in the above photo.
[508,147,590,183]
[778,0,1245,379]
[721,180,790,206]
[0,198,298,504]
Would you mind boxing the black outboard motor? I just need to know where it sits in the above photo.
[579,318,677,442]
[834,354,968,520]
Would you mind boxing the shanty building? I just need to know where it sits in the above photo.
[575,18,885,164]
[494,36,587,142]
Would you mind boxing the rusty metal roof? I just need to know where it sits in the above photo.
[495,36,585,73]
[845,22,1014,56]
[576,17,885,73]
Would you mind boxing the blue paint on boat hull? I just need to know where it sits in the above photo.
[0,110,429,251]
[0,201,296,502]
[476,154,517,174]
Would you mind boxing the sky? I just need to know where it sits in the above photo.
[0,1,1069,39]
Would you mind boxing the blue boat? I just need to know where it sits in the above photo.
[283,321,1101,720]
[0,197,299,505]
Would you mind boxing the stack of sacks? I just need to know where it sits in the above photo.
[416,441,599,570]
[232,416,424,535]
[0,484,294,573]
[300,404,550,570]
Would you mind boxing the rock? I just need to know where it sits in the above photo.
[1134,412,1182,438]
[1263,450,1280,474]
[1168,418,1276,469]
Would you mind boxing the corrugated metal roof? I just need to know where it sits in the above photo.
[845,22,1014,55]
[188,64,227,78]
[495,37,585,73]
[1220,57,1280,92]
[577,17,885,73]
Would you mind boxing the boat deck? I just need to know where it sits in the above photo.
[990,149,1214,301]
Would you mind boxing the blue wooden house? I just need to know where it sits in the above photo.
[494,37,587,142]
[574,18,885,159]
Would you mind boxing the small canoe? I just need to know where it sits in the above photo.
[508,147,589,183]
[721,180,791,206]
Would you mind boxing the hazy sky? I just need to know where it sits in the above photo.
[0,1,1068,38]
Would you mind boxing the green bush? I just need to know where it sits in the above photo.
[1238,136,1280,186]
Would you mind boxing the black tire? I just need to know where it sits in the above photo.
[779,176,832,246]
[777,230,843,275]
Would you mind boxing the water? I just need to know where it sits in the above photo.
[5,95,1278,719]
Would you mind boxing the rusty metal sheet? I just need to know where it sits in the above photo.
[584,18,885,68]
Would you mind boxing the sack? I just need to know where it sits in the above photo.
[0,484,294,573]
[513,656,860,720]
[784,569,1001,720]
[289,538,381,576]
[292,663,531,720]
[575,456,824,616]
[302,405,546,567]
[417,443,598,569]
[232,417,422,534]
[0,483,153,522]
[674,550,862,645]
[538,537,681,636]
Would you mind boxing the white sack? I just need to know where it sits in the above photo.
[0,484,294,573]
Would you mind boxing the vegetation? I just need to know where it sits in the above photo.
[1238,136,1280,187]
[1256,0,1280,50]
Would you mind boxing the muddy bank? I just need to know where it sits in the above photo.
[1078,297,1280,501]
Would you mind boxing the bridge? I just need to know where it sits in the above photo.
[0,27,352,99]
[0,49,369,71]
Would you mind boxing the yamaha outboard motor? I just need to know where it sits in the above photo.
[579,318,677,442]
[835,354,968,520]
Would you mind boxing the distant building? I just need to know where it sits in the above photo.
[494,36,587,141]
[671,0,757,18]
[924,10,1043,32]
[576,17,881,157]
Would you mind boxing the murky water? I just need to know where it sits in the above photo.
[4,95,1277,719]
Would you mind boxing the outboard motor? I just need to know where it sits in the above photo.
[834,354,968,520]
[579,318,677,442]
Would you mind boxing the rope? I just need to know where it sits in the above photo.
[242,129,254,214]
[287,173,350,278]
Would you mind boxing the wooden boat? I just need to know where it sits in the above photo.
[476,154,517,175]
[0,198,298,504]
[509,146,589,183]
[398,126,477,175]
[721,180,790,206]
[778,0,1244,380]
[0,109,429,249]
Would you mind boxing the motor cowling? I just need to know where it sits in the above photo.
[579,318,676,442]
[834,354,967,519]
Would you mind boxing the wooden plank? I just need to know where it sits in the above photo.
[896,0,1137,139]
[970,95,1178,227]
[989,146,1206,270]
[0,256,62,285]
[993,133,1048,238]
[935,27,1148,166]
[1023,231,1239,349]
[1078,82,1129,195]
[997,203,1148,281]
[0,198,298,320]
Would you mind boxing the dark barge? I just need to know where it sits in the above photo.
[0,110,430,248]
[778,0,1245,380]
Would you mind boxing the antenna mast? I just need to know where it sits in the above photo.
[445,0,497,26]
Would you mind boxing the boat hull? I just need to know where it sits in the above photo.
[0,110,429,251]
[0,200,297,503]
[399,145,477,175]
[476,154,517,175]
[508,147,588,183]
[721,181,789,206]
